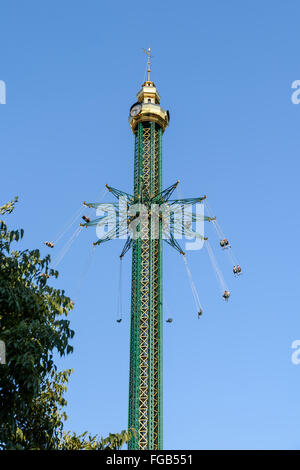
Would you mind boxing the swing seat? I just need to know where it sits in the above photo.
[116,319,122,323]
[220,239,230,249]
[222,290,230,300]
[166,318,173,323]
[233,266,242,276]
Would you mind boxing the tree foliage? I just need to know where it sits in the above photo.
[0,197,74,449]
[0,198,135,450]
[59,429,136,450]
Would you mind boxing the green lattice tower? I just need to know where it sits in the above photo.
[81,59,210,450]
[82,73,208,449]
[128,79,169,450]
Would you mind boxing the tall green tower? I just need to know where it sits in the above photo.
[83,51,208,450]
[127,54,169,450]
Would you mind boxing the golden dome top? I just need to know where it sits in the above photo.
[128,49,169,133]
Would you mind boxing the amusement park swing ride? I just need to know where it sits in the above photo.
[43,49,243,450]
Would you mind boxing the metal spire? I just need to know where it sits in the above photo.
[143,47,152,81]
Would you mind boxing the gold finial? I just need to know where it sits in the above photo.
[143,47,152,81]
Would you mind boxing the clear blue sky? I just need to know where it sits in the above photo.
[1,0,300,450]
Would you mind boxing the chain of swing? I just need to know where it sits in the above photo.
[43,188,242,322]
[43,188,108,305]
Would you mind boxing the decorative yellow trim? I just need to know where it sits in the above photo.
[129,104,168,133]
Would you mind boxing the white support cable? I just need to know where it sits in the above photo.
[205,201,241,269]
[204,201,224,240]
[52,227,81,268]
[182,254,203,313]
[91,187,108,207]
[117,257,123,320]
[204,200,214,219]
[205,240,228,293]
[211,219,224,240]
[164,298,172,321]
[51,187,108,246]
[226,245,239,268]
[52,226,83,268]
[53,205,85,245]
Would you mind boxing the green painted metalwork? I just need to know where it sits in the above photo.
[128,121,163,450]
[83,84,210,452]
